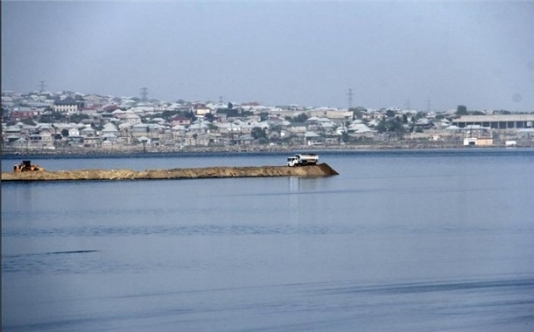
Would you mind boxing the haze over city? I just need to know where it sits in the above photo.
[2,1,533,112]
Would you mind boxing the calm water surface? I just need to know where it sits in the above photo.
[2,150,534,331]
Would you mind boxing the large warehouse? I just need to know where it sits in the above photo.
[452,114,534,129]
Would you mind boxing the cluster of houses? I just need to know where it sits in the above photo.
[2,90,534,152]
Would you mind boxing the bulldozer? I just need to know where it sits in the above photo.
[13,160,45,172]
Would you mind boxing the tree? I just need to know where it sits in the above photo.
[69,113,89,123]
[415,111,426,119]
[409,116,417,133]
[456,105,468,116]
[39,111,66,123]
[237,110,250,117]
[203,112,215,122]
[259,112,269,122]
[269,124,282,135]
[1,106,10,120]
[349,106,367,120]
[251,127,267,140]
[288,113,308,123]
[61,129,69,137]
[216,108,239,117]
[376,118,406,138]
[258,137,269,145]
[162,110,179,120]
[186,111,197,121]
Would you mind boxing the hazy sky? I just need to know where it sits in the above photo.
[2,1,533,111]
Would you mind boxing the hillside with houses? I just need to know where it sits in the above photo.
[2,90,534,154]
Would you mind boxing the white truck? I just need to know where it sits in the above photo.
[287,154,319,167]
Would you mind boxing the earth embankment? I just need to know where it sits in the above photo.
[1,164,338,182]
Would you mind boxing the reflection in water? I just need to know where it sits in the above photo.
[288,177,323,228]
[289,177,300,228]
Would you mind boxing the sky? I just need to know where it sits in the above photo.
[2,1,534,112]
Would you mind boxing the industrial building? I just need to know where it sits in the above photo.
[452,114,534,129]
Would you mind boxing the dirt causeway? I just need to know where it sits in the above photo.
[1,164,338,182]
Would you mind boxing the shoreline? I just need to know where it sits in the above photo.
[2,141,532,158]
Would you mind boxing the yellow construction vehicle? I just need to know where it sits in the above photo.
[13,160,45,172]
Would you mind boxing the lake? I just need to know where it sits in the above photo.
[2,149,534,331]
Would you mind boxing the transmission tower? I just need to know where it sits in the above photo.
[347,88,353,109]
[140,87,148,102]
[38,80,46,93]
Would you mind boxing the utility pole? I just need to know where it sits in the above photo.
[427,98,431,113]
[347,88,353,109]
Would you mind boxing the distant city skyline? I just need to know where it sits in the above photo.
[6,84,533,115]
[2,1,534,112]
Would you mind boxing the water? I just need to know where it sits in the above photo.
[2,149,534,331]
